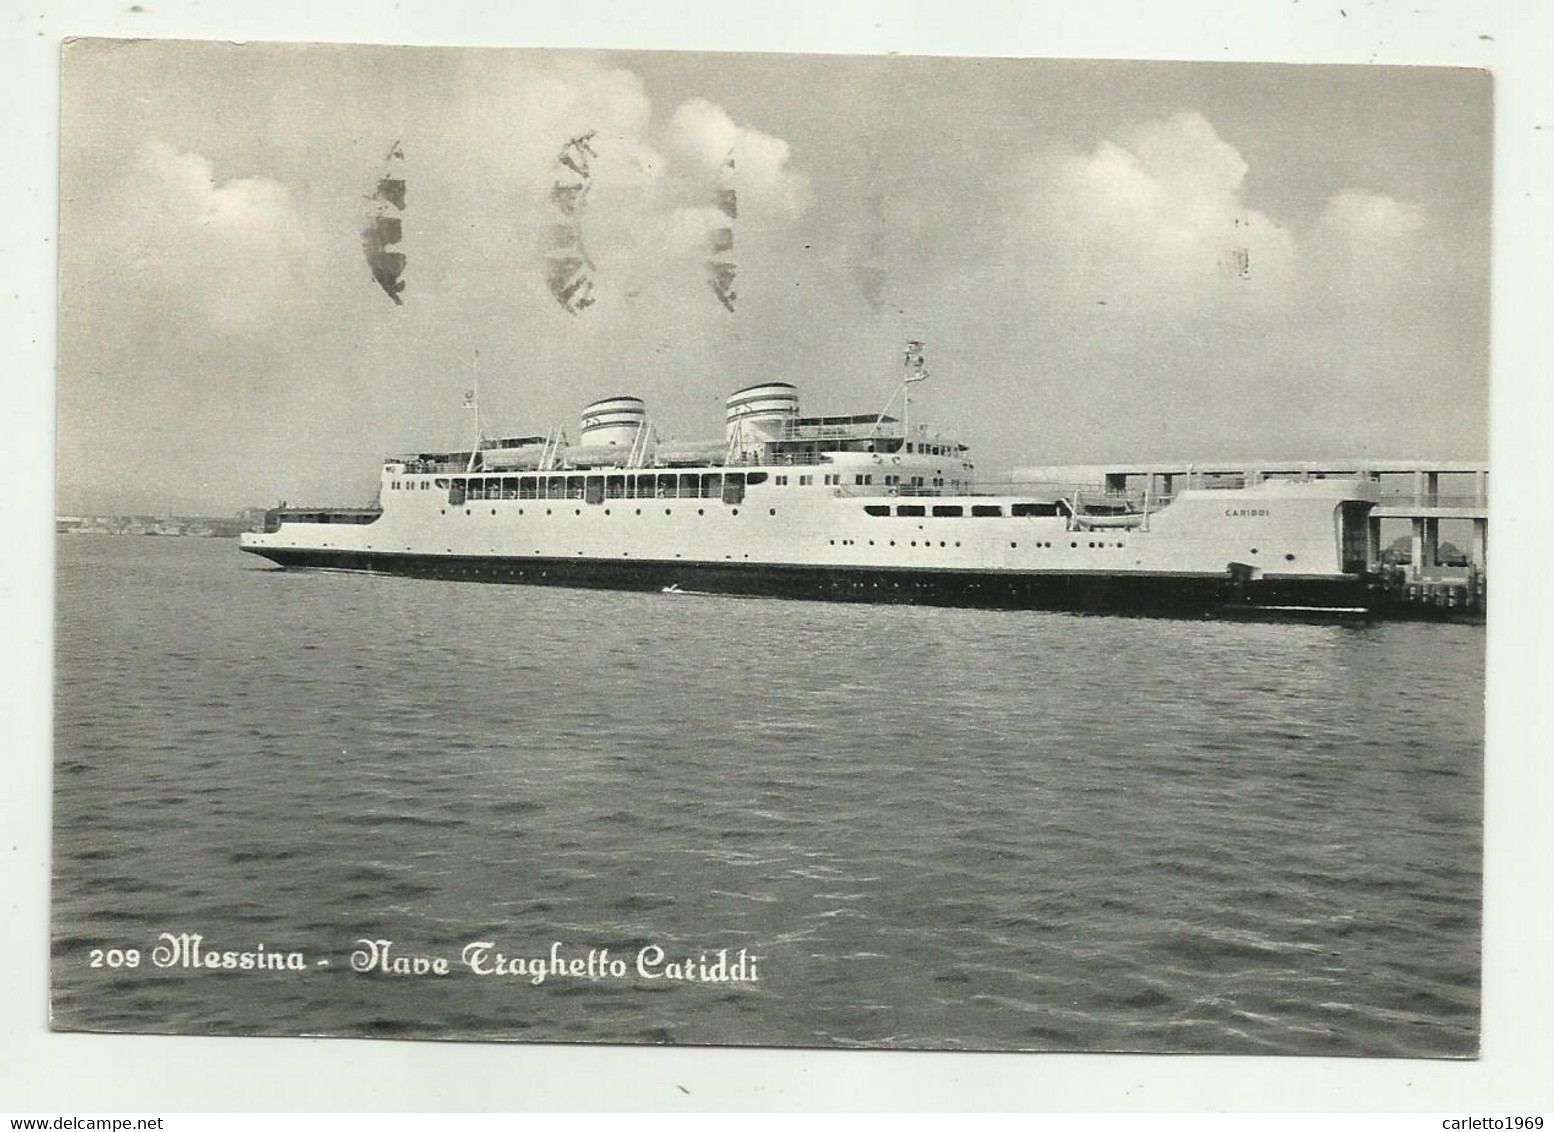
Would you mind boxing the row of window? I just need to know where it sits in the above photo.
[861,502,1062,519]
[853,475,967,489]
[768,473,849,487]
[426,471,768,502]
[393,467,982,497]
[699,471,970,493]
[1010,540,1127,549]
[823,537,1129,550]
[451,506,781,518]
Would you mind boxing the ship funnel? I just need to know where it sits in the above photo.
[579,396,647,448]
[725,382,799,454]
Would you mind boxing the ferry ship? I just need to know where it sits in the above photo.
[239,352,1383,617]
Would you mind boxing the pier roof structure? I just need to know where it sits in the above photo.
[1013,460,1486,513]
[1013,459,1486,483]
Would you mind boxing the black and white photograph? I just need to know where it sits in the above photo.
[21,4,1550,1106]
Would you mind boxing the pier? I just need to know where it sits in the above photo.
[1013,459,1488,618]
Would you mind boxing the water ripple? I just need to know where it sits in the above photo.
[51,536,1483,1055]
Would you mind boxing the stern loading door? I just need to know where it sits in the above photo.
[1338,501,1374,574]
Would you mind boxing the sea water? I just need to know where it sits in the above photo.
[51,535,1483,1055]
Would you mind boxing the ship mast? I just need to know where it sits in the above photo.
[463,351,483,473]
[870,339,931,442]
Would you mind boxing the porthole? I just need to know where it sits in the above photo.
[464,509,471,516]
[635,508,641,515]
[604,509,611,515]
[1251,548,1259,555]
[698,508,705,516]
[1285,553,1296,561]
[546,508,552,516]
[574,509,581,516]
[731,508,739,515]
[769,508,776,516]
[1011,542,1018,549]
[490,509,496,516]
[665,508,672,515]
[1071,541,1078,548]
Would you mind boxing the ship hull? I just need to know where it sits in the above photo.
[240,545,1376,620]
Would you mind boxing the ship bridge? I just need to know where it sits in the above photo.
[723,381,967,470]
[748,416,967,465]
[763,415,904,461]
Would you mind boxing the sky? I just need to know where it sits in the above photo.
[55,40,1492,515]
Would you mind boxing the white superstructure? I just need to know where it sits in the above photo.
[240,368,1384,616]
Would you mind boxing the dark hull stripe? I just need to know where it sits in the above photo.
[241,545,1378,620]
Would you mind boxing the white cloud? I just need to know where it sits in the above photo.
[1007,111,1436,332]
[1318,189,1427,240]
[147,143,292,232]
[916,110,1460,467]
[112,141,316,333]
[1303,189,1429,304]
[399,62,810,320]
[665,97,810,215]
[1026,112,1296,313]
[77,60,816,339]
